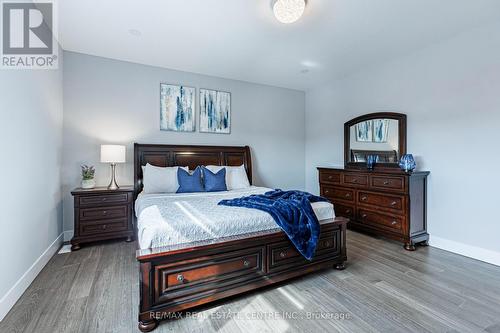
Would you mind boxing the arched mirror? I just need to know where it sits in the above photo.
[344,112,407,169]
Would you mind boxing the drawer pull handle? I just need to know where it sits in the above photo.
[345,209,351,214]
[103,211,107,215]
[177,274,185,282]
[361,196,367,201]
[391,221,398,225]
[324,241,330,247]
[352,179,358,183]
[279,251,287,258]
[325,190,330,194]
[345,193,351,198]
[243,260,250,267]
[383,181,390,185]
[328,175,333,179]
[102,198,107,201]
[391,201,397,206]
[102,225,107,230]
[361,214,367,218]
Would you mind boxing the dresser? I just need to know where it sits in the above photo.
[318,167,429,250]
[70,186,135,250]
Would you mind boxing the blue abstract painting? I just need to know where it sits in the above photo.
[373,119,389,142]
[199,89,231,134]
[160,84,195,132]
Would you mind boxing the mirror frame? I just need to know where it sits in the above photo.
[344,112,407,170]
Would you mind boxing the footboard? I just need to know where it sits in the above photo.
[136,217,348,332]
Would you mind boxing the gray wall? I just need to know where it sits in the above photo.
[62,51,306,236]
[0,53,64,312]
[305,22,500,255]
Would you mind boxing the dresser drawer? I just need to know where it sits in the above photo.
[79,219,128,236]
[358,191,404,212]
[332,202,355,219]
[155,247,265,302]
[358,208,403,232]
[343,174,368,186]
[79,206,128,221]
[79,193,129,207]
[319,170,341,184]
[268,231,340,273]
[321,186,354,202]
[370,175,406,192]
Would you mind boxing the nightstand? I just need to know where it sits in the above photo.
[70,186,135,250]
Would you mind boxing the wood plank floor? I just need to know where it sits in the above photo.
[2,231,500,333]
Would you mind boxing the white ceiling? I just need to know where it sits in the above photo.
[59,0,500,91]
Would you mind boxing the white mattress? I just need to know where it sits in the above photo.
[135,186,335,250]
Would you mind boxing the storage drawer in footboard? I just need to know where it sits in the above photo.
[153,246,265,304]
[267,230,341,273]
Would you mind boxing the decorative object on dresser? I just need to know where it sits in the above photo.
[101,144,126,190]
[399,153,417,172]
[320,112,430,251]
[70,186,134,251]
[80,164,95,189]
[134,144,348,332]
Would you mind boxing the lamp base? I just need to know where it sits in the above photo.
[107,163,120,190]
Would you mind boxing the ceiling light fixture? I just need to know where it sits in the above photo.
[273,0,306,24]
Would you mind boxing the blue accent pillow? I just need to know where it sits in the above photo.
[202,166,227,192]
[177,166,204,193]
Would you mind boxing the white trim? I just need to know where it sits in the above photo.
[0,233,64,321]
[63,229,74,242]
[430,235,500,267]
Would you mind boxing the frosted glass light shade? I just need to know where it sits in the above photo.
[273,0,306,24]
[100,145,126,163]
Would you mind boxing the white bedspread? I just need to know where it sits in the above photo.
[135,186,335,250]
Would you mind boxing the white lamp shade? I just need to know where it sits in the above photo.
[100,145,126,163]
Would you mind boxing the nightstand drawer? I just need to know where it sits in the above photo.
[79,193,129,206]
[80,219,128,236]
[79,206,127,221]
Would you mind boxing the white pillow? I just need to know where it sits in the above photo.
[142,164,188,194]
[205,165,250,190]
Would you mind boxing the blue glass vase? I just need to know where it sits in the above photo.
[399,154,416,172]
[366,155,378,170]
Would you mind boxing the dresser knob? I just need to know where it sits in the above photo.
[177,274,185,282]
[324,241,330,247]
[383,181,390,185]
[102,224,107,230]
[243,260,250,267]
[345,193,351,198]
[103,211,107,215]
[361,214,367,218]
[328,175,333,179]
[352,179,358,183]
[325,190,330,194]
[102,198,107,202]
[391,201,397,206]
[361,196,367,201]
[345,209,351,214]
[391,221,398,225]
[279,251,287,258]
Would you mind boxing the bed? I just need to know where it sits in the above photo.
[134,144,348,332]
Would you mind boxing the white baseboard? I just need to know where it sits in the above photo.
[430,235,500,267]
[63,229,74,242]
[0,233,64,322]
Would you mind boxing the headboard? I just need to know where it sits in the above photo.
[134,143,252,196]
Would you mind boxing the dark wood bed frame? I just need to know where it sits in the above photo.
[134,143,348,332]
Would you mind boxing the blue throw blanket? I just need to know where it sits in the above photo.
[219,190,329,260]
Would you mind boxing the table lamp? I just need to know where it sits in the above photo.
[100,145,126,190]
